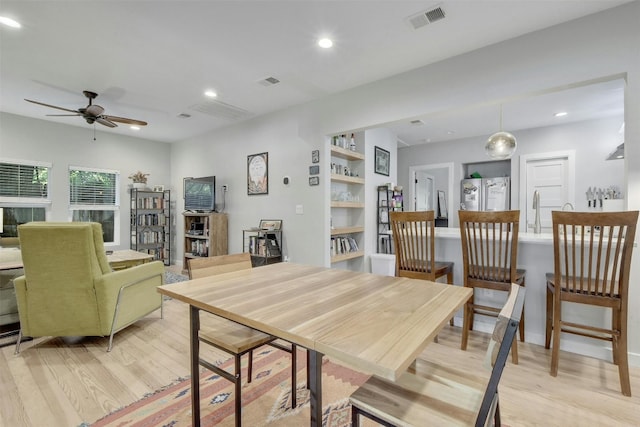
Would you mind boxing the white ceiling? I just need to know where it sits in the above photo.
[0,1,630,144]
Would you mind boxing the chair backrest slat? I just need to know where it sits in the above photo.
[390,211,436,279]
[552,211,637,298]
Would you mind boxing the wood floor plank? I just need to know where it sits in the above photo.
[2,296,639,426]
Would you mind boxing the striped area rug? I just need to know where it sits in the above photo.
[88,347,370,426]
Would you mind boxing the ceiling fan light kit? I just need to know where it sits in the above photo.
[24,90,147,129]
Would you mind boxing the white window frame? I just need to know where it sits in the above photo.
[68,166,120,246]
[0,159,52,234]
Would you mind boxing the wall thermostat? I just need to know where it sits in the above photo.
[283,176,290,185]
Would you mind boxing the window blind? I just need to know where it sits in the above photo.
[0,161,50,200]
[69,168,117,206]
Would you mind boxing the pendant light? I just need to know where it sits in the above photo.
[485,104,517,159]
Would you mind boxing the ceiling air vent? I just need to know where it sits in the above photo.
[410,119,424,126]
[407,5,446,30]
[189,99,252,120]
[177,113,191,119]
[258,76,281,87]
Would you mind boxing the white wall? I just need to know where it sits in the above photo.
[398,116,626,226]
[0,112,172,248]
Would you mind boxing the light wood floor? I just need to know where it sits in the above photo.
[1,297,639,426]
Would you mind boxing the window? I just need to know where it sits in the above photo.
[69,167,120,245]
[0,159,51,237]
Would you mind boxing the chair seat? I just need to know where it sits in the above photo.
[546,272,621,301]
[468,267,525,285]
[199,315,274,354]
[403,259,453,275]
[350,357,486,426]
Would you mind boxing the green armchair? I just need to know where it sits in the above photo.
[14,222,164,353]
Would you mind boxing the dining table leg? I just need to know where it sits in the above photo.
[309,349,324,427]
[190,305,201,427]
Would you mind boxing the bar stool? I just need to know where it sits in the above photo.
[545,210,638,396]
[458,210,526,364]
[390,211,454,321]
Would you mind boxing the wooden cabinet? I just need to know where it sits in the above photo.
[183,212,228,269]
[330,134,365,268]
[130,189,170,265]
[377,185,403,254]
[243,228,282,267]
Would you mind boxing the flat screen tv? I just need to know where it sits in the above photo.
[184,176,216,212]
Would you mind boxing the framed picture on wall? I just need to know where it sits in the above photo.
[374,146,390,176]
[247,152,268,195]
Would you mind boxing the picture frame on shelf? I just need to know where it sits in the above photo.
[374,146,390,176]
[259,219,282,231]
[247,152,268,195]
[153,185,165,192]
[309,176,319,186]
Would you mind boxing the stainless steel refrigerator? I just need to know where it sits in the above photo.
[460,177,511,211]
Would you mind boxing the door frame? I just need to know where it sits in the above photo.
[519,150,575,231]
[409,163,454,223]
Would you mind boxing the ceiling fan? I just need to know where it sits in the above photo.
[24,90,147,128]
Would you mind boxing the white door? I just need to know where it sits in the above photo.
[524,155,573,232]
[414,171,434,211]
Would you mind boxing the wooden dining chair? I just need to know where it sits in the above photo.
[545,210,638,397]
[188,253,300,426]
[390,211,454,324]
[458,210,526,364]
[350,283,525,427]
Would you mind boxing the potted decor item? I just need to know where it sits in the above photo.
[129,171,150,189]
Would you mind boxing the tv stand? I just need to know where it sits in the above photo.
[182,212,228,272]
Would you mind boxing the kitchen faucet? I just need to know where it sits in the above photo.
[532,190,542,234]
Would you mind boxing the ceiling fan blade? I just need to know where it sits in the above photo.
[86,104,104,116]
[25,98,80,114]
[46,114,81,117]
[96,117,118,128]
[103,115,147,126]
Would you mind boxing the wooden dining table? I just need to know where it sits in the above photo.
[157,262,472,427]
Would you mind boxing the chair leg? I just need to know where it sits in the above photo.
[511,335,519,365]
[14,330,23,355]
[351,405,360,427]
[550,296,562,377]
[519,278,526,342]
[306,349,311,389]
[235,354,242,427]
[612,309,620,366]
[447,271,454,326]
[545,285,553,349]
[291,344,298,408]
[247,350,253,383]
[616,308,631,396]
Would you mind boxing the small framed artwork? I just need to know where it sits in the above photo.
[309,176,319,186]
[247,152,268,195]
[153,185,165,192]
[309,165,320,175]
[312,150,320,163]
[259,219,282,230]
[374,146,390,176]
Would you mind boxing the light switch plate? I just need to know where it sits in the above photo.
[295,205,303,214]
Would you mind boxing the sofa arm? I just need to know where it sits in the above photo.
[95,261,165,334]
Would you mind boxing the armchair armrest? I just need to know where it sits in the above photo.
[95,261,164,335]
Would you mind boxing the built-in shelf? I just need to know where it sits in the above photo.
[331,173,365,185]
[330,146,365,161]
[331,226,365,236]
[331,201,365,208]
[331,250,365,263]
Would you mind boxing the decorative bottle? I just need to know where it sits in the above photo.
[350,133,356,151]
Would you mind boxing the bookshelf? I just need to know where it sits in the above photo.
[130,189,170,265]
[243,228,283,267]
[183,212,228,270]
[329,134,365,268]
[377,185,403,254]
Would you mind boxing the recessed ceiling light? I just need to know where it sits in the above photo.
[204,90,217,98]
[554,112,568,117]
[0,16,21,28]
[318,38,333,49]
[130,126,140,131]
